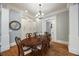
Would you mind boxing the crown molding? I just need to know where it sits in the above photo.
[43,8,68,19]
[1,4,34,20]
[67,3,78,8]
[1,4,69,20]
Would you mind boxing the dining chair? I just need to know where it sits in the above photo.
[25,33,28,38]
[31,45,42,56]
[33,32,38,38]
[0,45,2,56]
[38,34,51,56]
[47,33,51,48]
[44,32,49,36]
[27,33,32,38]
[15,37,32,56]
[0,53,2,56]
[44,32,51,48]
[41,39,49,55]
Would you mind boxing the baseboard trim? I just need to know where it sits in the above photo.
[69,48,79,55]
[53,39,68,45]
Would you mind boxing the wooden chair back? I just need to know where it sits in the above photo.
[15,37,24,56]
[43,32,51,48]
[33,32,37,38]
[0,53,2,56]
[44,32,51,41]
[27,33,32,38]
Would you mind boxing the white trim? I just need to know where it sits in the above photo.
[7,4,23,12]
[45,16,56,21]
[69,47,79,55]
[10,42,16,47]
[53,39,68,45]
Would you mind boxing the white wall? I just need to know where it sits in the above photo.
[42,20,46,34]
[1,8,10,52]
[0,8,1,51]
[36,20,42,34]
[21,18,36,39]
[44,12,69,44]
[9,9,22,43]
[0,12,1,42]
[56,11,69,43]
[69,4,79,55]
[21,18,42,39]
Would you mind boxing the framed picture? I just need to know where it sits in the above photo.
[9,21,21,30]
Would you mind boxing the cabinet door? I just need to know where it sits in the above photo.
[1,8,10,52]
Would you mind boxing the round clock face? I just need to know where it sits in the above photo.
[9,21,21,30]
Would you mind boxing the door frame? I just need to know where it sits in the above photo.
[45,16,56,41]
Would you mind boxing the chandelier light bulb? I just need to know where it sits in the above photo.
[35,4,44,19]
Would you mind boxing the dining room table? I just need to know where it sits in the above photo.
[21,37,43,48]
[21,35,51,55]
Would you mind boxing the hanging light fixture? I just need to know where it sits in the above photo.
[35,4,44,19]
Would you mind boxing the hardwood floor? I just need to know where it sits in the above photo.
[1,42,75,56]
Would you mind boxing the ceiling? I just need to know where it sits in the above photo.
[7,3,67,17]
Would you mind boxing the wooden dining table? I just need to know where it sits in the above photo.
[21,37,43,48]
[21,34,51,56]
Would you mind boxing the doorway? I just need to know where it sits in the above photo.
[46,19,56,41]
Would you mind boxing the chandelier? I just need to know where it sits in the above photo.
[35,4,44,19]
